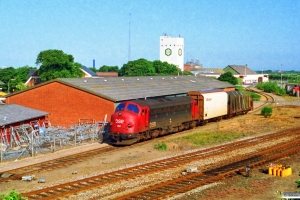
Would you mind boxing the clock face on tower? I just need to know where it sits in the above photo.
[178,48,182,56]
[165,48,172,56]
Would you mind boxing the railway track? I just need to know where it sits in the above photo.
[0,145,116,182]
[117,137,300,200]
[21,127,300,199]
[0,132,181,183]
[245,86,275,112]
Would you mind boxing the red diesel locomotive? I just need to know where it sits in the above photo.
[109,90,253,145]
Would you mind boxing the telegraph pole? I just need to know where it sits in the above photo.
[128,13,131,62]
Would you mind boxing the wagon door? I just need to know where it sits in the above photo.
[191,100,199,120]
[187,91,204,120]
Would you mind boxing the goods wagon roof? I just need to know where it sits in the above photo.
[57,76,233,102]
[132,96,193,109]
[0,104,49,126]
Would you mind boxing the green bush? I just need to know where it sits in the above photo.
[256,81,286,96]
[275,87,286,96]
[261,106,273,118]
[248,92,261,101]
[154,141,167,151]
[235,85,244,91]
[0,189,27,200]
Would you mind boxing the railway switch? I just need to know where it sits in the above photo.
[245,166,250,177]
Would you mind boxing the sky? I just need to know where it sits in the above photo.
[0,0,299,71]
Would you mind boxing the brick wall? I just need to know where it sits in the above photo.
[96,72,118,77]
[6,82,115,127]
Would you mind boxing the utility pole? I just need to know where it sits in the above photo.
[128,13,131,62]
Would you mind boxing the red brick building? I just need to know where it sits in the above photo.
[6,80,114,127]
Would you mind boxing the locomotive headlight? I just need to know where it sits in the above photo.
[127,122,133,128]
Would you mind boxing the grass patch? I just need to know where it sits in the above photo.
[154,141,167,151]
[171,131,249,147]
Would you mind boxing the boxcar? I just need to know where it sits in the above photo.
[187,90,228,124]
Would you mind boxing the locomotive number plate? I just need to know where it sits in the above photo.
[115,119,124,124]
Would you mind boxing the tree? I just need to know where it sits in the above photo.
[88,67,97,73]
[152,60,180,75]
[0,66,36,92]
[119,59,184,76]
[0,67,17,91]
[98,65,119,72]
[119,59,155,76]
[218,72,238,85]
[16,83,28,91]
[36,49,83,81]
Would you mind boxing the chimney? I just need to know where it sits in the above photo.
[93,59,95,69]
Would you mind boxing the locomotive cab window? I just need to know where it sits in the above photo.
[116,103,126,111]
[127,104,139,114]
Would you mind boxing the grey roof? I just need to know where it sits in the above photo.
[0,80,4,85]
[227,65,257,75]
[0,104,49,126]
[59,75,234,102]
[81,66,98,77]
[191,68,225,74]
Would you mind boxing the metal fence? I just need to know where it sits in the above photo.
[0,117,110,162]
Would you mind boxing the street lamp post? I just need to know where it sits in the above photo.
[8,79,15,94]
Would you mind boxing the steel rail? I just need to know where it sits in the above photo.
[22,127,300,199]
[0,145,115,182]
[245,86,275,112]
[116,138,300,200]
